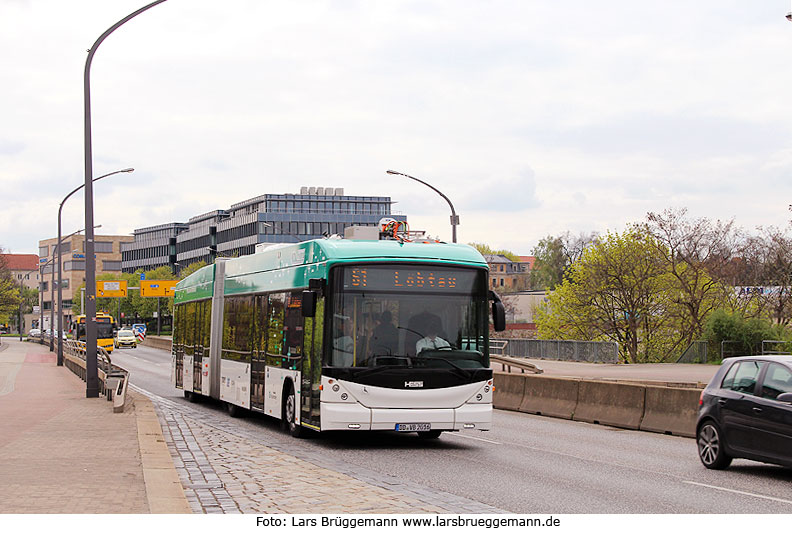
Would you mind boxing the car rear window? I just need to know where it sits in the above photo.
[760,363,792,400]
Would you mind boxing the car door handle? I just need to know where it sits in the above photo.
[717,399,727,405]
[752,407,763,413]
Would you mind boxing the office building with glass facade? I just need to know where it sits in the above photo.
[121,187,406,272]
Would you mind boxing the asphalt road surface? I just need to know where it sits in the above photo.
[112,344,792,513]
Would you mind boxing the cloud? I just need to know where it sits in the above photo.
[517,114,791,161]
[0,139,25,156]
[460,168,540,213]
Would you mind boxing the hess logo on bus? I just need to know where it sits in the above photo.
[404,381,424,388]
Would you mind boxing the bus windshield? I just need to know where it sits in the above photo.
[77,320,114,340]
[329,265,489,369]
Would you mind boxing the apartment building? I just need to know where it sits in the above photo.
[38,234,133,328]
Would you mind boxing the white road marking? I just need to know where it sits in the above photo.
[448,433,502,445]
[683,481,792,506]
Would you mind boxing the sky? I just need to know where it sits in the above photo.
[2,0,792,256]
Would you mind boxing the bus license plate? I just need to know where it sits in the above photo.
[396,423,431,432]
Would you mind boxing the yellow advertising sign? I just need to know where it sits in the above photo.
[97,280,128,298]
[140,280,178,298]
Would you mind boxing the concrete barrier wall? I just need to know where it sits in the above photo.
[494,373,699,438]
[142,335,172,352]
[640,386,700,437]
[495,373,527,411]
[518,375,580,420]
[573,380,645,430]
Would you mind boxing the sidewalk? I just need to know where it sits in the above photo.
[0,338,190,514]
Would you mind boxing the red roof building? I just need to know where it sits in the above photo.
[1,253,40,290]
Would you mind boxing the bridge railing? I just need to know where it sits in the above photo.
[496,339,619,363]
[62,340,130,413]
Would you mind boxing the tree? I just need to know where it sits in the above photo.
[530,232,596,290]
[750,227,792,325]
[645,208,737,350]
[469,243,520,262]
[179,261,208,280]
[535,228,682,363]
[0,251,21,324]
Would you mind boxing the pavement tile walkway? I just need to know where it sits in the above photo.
[0,339,149,513]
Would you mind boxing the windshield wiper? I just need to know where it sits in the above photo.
[415,355,472,379]
[354,359,413,377]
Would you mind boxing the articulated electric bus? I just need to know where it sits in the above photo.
[171,231,505,438]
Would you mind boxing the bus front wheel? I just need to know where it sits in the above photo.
[283,383,304,438]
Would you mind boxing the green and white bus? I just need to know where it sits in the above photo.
[171,233,505,438]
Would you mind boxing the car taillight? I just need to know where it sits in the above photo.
[699,389,705,406]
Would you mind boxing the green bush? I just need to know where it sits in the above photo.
[702,309,789,359]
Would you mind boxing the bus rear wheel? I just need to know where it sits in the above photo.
[283,383,304,438]
[226,402,243,418]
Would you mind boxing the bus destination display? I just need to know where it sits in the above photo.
[343,266,477,292]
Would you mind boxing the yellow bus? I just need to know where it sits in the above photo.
[75,312,115,353]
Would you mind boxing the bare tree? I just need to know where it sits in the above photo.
[751,227,792,325]
[645,208,739,348]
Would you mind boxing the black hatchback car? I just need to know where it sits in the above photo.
[697,355,792,469]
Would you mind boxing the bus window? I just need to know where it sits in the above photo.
[266,293,285,367]
[222,296,254,362]
[283,292,304,370]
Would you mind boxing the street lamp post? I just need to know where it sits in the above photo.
[84,0,167,398]
[386,170,459,243]
[57,169,133,365]
[42,227,98,348]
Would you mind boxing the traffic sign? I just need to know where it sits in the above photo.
[97,280,128,298]
[140,279,177,297]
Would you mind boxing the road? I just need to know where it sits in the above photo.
[112,344,792,513]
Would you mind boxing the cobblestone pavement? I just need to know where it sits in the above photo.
[134,386,504,514]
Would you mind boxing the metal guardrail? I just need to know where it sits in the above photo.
[490,339,508,356]
[490,354,543,374]
[497,339,619,363]
[676,340,708,363]
[62,340,130,412]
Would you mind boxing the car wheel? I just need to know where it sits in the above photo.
[283,383,304,438]
[697,420,732,470]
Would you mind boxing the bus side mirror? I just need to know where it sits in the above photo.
[302,290,317,317]
[492,301,506,331]
[489,290,506,332]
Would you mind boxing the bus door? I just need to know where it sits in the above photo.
[193,300,210,394]
[173,307,183,388]
[251,295,268,410]
[300,296,324,430]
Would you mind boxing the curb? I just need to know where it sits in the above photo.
[131,390,193,513]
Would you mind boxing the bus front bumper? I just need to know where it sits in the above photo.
[319,403,492,432]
